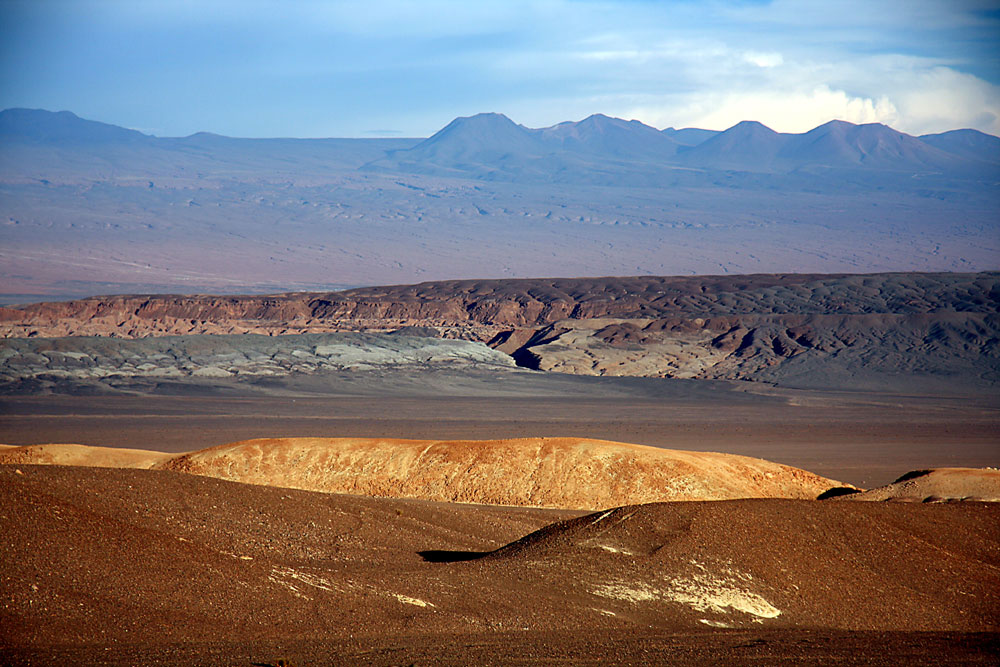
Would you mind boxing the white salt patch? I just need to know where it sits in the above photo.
[591,563,781,621]
[598,545,635,555]
[592,583,658,603]
[663,573,781,619]
[392,593,434,607]
[590,509,614,526]
[269,566,342,599]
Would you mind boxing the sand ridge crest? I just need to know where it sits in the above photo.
[0,443,172,469]
[1,436,845,509]
[135,436,851,508]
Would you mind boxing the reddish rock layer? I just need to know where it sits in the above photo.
[2,272,995,339]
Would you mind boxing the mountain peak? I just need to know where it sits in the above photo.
[389,112,546,168]
[0,107,151,144]
[427,112,529,140]
[727,120,780,135]
[917,128,1000,164]
[446,112,518,128]
[780,119,961,169]
[540,113,679,158]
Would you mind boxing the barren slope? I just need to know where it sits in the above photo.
[0,437,844,509]
[2,465,998,664]
[482,499,1000,632]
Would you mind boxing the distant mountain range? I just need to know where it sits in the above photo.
[0,108,997,299]
[369,112,999,181]
[3,108,998,183]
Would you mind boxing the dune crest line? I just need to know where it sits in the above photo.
[1,436,846,509]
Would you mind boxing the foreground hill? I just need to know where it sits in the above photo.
[3,272,997,392]
[1,465,997,664]
[0,437,844,508]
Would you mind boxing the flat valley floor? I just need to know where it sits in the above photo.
[3,372,997,488]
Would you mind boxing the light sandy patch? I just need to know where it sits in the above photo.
[268,566,344,600]
[0,443,171,469]
[592,563,780,620]
[592,583,658,604]
[391,593,434,608]
[664,573,780,618]
[598,545,635,555]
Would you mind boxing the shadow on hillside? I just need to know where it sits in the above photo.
[418,550,489,563]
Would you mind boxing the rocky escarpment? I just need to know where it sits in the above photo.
[2,273,997,391]
[2,272,996,339]
[491,311,1000,390]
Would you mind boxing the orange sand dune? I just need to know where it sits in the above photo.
[0,437,844,509]
[0,443,171,468]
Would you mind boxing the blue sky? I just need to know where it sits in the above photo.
[1,0,998,137]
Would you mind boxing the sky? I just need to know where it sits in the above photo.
[1,0,998,138]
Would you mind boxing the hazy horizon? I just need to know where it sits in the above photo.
[6,106,1000,140]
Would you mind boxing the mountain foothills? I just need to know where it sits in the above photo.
[1,109,998,298]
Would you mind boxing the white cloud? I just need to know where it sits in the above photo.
[888,67,1000,136]
[625,86,898,132]
[743,51,784,69]
[553,30,1000,135]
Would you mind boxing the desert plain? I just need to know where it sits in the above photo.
[1,272,999,665]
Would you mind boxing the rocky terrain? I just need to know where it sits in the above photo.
[841,467,1000,502]
[3,272,997,392]
[2,464,998,665]
[0,437,845,508]
[4,272,996,337]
